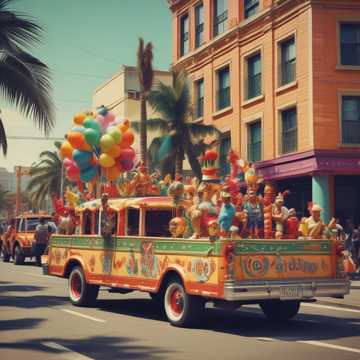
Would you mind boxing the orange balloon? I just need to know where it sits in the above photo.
[67,132,86,150]
[60,141,74,159]
[80,142,92,152]
[120,130,134,148]
[106,144,121,158]
[73,113,86,125]
[106,166,121,181]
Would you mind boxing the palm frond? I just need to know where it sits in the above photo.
[0,116,7,155]
[187,123,221,139]
[184,140,202,180]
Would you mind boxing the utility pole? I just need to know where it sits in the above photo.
[15,166,30,216]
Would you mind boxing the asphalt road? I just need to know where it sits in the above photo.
[1,261,360,360]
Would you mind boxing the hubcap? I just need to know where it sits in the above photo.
[169,287,184,315]
[70,272,82,299]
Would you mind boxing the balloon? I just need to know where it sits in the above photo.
[67,132,86,150]
[63,158,74,168]
[84,128,100,146]
[71,126,85,134]
[118,148,135,162]
[99,153,115,168]
[104,111,115,125]
[73,113,86,125]
[67,164,80,178]
[118,119,130,134]
[106,166,121,181]
[100,134,115,152]
[73,149,93,167]
[107,126,122,142]
[119,130,134,148]
[118,158,134,171]
[80,166,98,182]
[83,118,101,133]
[97,105,108,116]
[60,141,74,159]
[106,144,121,158]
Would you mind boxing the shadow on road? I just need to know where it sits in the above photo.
[95,297,360,343]
[0,335,172,359]
[0,294,68,309]
[0,318,45,331]
[0,284,46,293]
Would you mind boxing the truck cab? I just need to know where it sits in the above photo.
[2,213,51,265]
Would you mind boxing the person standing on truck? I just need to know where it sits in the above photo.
[100,193,115,244]
[34,217,49,266]
[47,213,58,234]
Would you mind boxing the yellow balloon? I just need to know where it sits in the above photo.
[106,144,121,158]
[99,153,115,168]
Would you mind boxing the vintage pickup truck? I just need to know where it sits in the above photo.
[44,196,350,327]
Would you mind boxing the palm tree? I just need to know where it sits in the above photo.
[136,37,154,169]
[133,70,220,179]
[27,149,65,209]
[0,0,54,156]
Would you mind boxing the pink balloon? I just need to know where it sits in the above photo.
[63,158,74,168]
[104,112,115,125]
[119,158,134,171]
[118,148,136,162]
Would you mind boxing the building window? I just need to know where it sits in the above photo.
[248,121,262,162]
[195,79,204,119]
[244,0,259,19]
[180,14,189,56]
[247,53,261,99]
[281,108,297,154]
[340,23,360,66]
[219,135,231,177]
[216,66,230,110]
[342,96,360,144]
[213,0,228,37]
[195,3,204,48]
[280,37,296,86]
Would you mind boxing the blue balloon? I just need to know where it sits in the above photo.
[80,166,98,182]
[71,126,85,134]
[73,149,92,166]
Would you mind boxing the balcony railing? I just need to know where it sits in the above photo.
[217,87,230,110]
[282,128,297,154]
[342,120,360,144]
[280,61,296,86]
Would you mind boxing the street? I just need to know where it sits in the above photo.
[0,262,359,360]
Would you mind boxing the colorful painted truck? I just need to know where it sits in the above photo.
[44,196,350,327]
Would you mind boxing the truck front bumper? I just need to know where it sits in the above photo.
[223,278,351,301]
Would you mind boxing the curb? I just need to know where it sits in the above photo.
[315,300,360,311]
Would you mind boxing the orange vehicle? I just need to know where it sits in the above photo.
[44,196,350,327]
[2,213,52,265]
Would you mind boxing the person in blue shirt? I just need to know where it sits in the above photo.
[218,190,236,238]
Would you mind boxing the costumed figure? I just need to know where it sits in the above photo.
[303,204,326,239]
[159,174,172,196]
[271,192,289,239]
[207,219,220,241]
[286,208,299,239]
[263,183,275,239]
[218,190,236,238]
[198,182,219,237]
[243,190,263,238]
[169,217,187,238]
[129,162,158,196]
[100,193,116,242]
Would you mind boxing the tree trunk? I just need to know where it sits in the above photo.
[140,93,147,168]
[175,143,184,180]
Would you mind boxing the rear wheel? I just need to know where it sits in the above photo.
[2,247,10,262]
[13,246,25,265]
[68,266,99,307]
[164,278,204,327]
[260,300,300,321]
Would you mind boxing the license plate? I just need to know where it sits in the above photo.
[280,286,303,299]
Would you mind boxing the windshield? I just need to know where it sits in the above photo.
[26,217,51,231]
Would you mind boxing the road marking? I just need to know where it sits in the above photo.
[302,302,360,315]
[42,341,94,360]
[298,340,360,354]
[256,337,277,342]
[61,309,106,323]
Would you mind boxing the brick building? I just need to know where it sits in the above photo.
[168,0,360,224]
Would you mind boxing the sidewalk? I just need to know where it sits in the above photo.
[316,280,360,309]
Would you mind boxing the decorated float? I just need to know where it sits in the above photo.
[44,107,351,327]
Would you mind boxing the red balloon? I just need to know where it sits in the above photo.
[67,132,85,150]
[119,130,134,148]
[118,148,136,162]
[119,159,134,171]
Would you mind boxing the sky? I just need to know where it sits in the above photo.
[0,0,172,171]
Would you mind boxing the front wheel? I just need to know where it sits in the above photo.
[164,278,204,327]
[68,266,99,307]
[260,300,300,321]
[14,246,25,265]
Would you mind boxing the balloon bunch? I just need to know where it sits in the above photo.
[60,106,136,185]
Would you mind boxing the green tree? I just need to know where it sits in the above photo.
[136,37,154,169]
[134,70,220,179]
[0,0,54,155]
[0,184,10,215]
[27,149,65,208]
